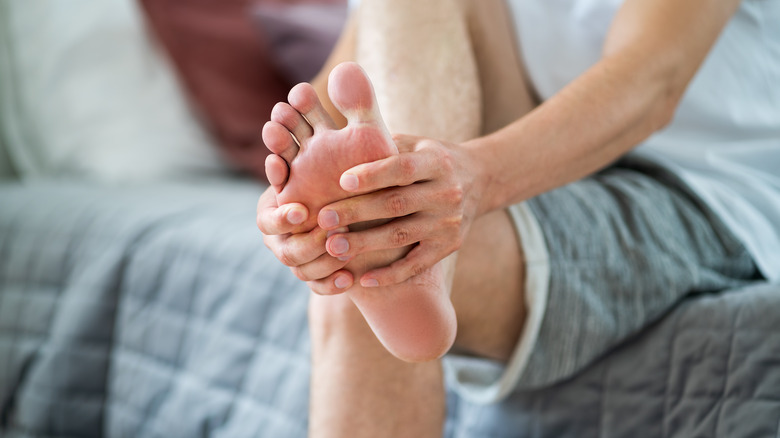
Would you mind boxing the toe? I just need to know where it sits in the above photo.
[265,154,289,192]
[288,83,337,132]
[262,121,299,164]
[327,62,384,125]
[271,102,313,146]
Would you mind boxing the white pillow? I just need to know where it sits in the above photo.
[0,0,227,181]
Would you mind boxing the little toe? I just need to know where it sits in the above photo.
[288,83,337,133]
[262,121,299,164]
[271,102,313,145]
[265,154,289,192]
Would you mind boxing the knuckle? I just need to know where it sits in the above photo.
[418,138,438,151]
[398,156,417,180]
[445,185,465,206]
[391,226,412,246]
[443,214,464,232]
[385,193,408,216]
[438,150,455,173]
[279,243,299,267]
[410,263,427,278]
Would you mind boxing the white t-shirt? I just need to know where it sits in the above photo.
[511,0,780,281]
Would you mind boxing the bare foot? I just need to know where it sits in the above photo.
[265,63,396,231]
[263,62,456,362]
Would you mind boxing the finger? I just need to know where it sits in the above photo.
[359,243,445,287]
[340,144,443,193]
[271,102,313,147]
[256,188,309,235]
[262,121,299,164]
[265,226,342,267]
[324,216,431,258]
[290,251,351,282]
[306,270,354,295]
[318,182,438,230]
[265,154,289,192]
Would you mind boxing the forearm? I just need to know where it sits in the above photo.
[469,55,673,214]
[468,0,741,215]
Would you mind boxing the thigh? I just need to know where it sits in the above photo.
[516,157,759,387]
[461,0,539,134]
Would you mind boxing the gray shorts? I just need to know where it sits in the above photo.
[445,156,760,403]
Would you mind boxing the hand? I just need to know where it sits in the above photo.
[316,134,486,287]
[256,186,354,294]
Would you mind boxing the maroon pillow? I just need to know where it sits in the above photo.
[252,3,348,85]
[139,0,346,182]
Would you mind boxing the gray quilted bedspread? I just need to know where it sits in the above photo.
[1,180,779,438]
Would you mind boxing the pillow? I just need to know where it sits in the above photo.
[139,0,347,181]
[252,3,348,85]
[139,0,291,181]
[0,0,226,182]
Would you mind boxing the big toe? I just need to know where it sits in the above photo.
[328,62,384,125]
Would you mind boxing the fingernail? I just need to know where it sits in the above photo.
[338,256,351,262]
[330,236,349,255]
[341,174,359,191]
[335,275,351,289]
[361,278,379,288]
[287,208,304,225]
[320,210,339,228]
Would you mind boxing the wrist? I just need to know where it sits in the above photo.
[462,137,500,217]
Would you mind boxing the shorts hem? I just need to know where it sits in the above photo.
[444,202,550,404]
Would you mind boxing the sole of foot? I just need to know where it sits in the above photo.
[264,62,457,362]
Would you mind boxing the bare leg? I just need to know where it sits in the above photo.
[356,0,481,141]
[307,1,535,437]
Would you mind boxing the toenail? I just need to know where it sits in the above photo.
[321,210,339,228]
[330,236,349,255]
[361,278,379,288]
[287,208,305,225]
[335,275,350,289]
[341,174,359,191]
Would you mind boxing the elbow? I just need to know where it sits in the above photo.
[650,83,683,132]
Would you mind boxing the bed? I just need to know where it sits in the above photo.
[1,181,778,437]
